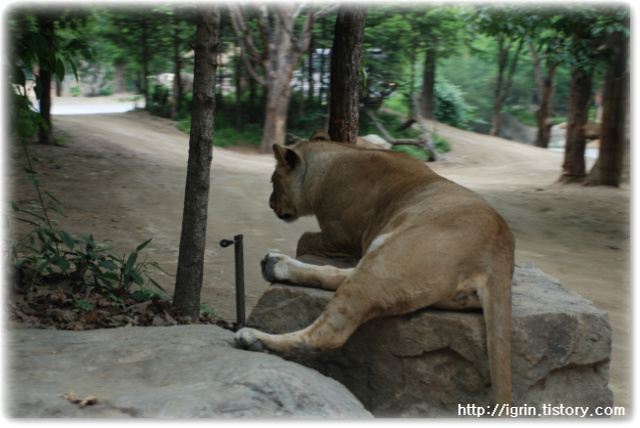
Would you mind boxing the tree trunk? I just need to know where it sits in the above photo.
[141,17,149,109]
[114,59,126,93]
[172,4,220,321]
[530,42,557,148]
[262,76,292,152]
[490,37,523,136]
[534,63,557,148]
[420,44,436,120]
[171,14,182,120]
[328,4,367,145]
[36,14,54,145]
[235,52,244,131]
[307,33,315,102]
[259,5,296,153]
[587,31,629,186]
[560,68,592,182]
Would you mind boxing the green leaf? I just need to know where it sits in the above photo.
[131,269,144,285]
[35,258,53,272]
[149,277,165,292]
[27,175,42,186]
[52,254,70,272]
[16,218,40,227]
[75,300,94,311]
[124,253,138,275]
[99,260,119,271]
[55,56,66,80]
[136,238,152,252]
[45,191,63,206]
[102,271,121,281]
[48,204,67,218]
[58,230,75,250]
[107,293,124,303]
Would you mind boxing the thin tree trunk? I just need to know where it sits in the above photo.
[328,4,367,145]
[141,17,149,109]
[262,77,292,152]
[535,63,557,148]
[235,52,243,131]
[587,31,629,186]
[173,4,220,320]
[114,59,126,93]
[420,42,436,120]
[560,68,592,182]
[490,37,524,136]
[530,42,557,148]
[171,13,182,120]
[35,13,54,144]
[307,33,315,102]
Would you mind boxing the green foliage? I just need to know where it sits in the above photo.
[392,135,450,162]
[434,78,480,129]
[11,142,165,311]
[393,145,429,162]
[8,92,43,142]
[8,9,93,96]
[13,203,165,298]
[359,111,421,140]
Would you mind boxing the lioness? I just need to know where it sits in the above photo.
[236,130,515,407]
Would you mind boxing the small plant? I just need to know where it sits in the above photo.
[11,141,165,308]
[12,211,165,298]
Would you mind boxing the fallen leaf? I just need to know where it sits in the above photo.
[60,391,99,408]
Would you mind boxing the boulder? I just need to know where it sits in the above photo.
[7,325,372,418]
[247,262,613,417]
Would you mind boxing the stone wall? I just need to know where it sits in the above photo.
[247,262,613,418]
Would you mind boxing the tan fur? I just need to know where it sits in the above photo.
[236,130,515,408]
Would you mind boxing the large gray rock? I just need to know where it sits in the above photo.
[247,262,613,417]
[7,325,372,418]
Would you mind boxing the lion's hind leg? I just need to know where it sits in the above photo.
[260,253,353,290]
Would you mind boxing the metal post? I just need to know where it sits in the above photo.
[233,234,245,327]
[219,235,245,327]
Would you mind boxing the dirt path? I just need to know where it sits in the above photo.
[6,108,630,412]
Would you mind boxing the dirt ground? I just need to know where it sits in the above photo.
[4,99,631,412]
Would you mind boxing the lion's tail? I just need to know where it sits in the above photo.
[480,264,513,410]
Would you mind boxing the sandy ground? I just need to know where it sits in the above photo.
[5,99,631,413]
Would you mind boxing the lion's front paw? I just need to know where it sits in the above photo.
[260,253,292,283]
[235,327,265,353]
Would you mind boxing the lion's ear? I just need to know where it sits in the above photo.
[309,129,330,142]
[273,144,300,170]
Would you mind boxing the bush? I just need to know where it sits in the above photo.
[434,77,479,130]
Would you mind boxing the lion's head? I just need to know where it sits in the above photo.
[268,130,329,222]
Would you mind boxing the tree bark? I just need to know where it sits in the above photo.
[229,3,334,153]
[534,63,557,148]
[560,68,592,182]
[172,4,220,321]
[587,31,629,186]
[171,13,183,120]
[114,59,126,93]
[36,14,54,145]
[141,16,150,109]
[235,53,244,131]
[489,37,524,136]
[420,43,436,120]
[328,4,367,145]
[530,42,557,148]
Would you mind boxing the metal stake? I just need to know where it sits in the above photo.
[220,234,245,327]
